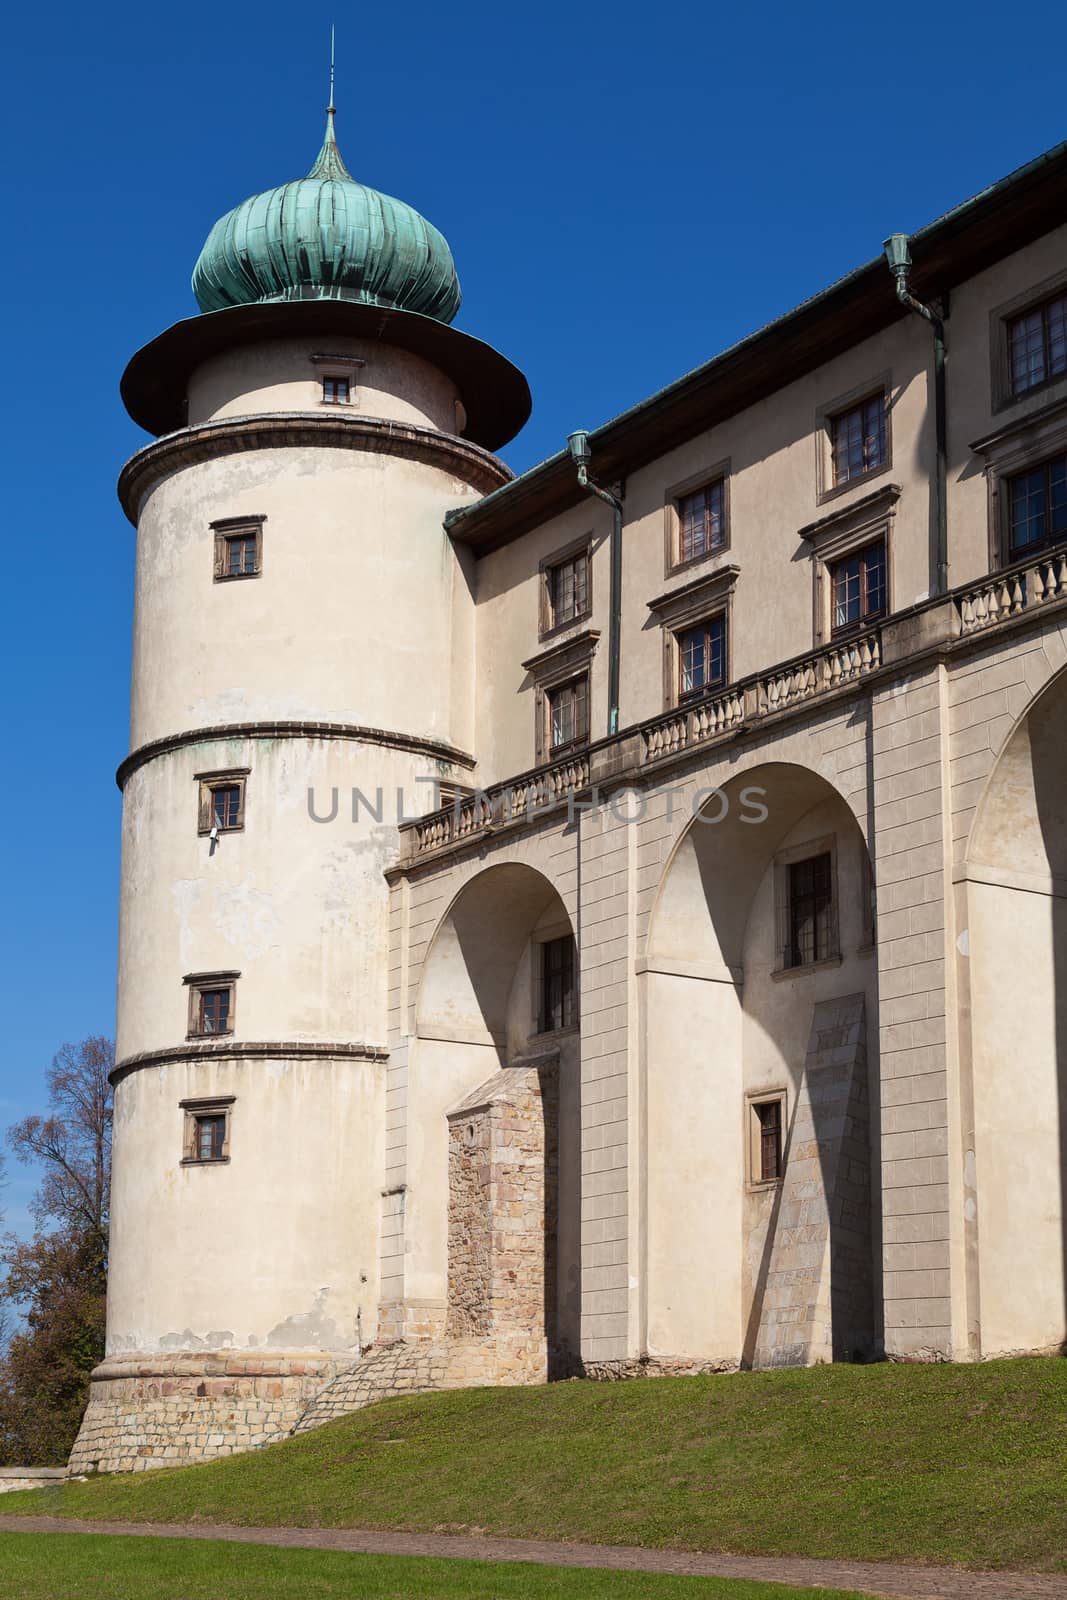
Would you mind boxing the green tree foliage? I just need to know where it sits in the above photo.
[0,1037,113,1466]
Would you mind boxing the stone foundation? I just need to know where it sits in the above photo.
[0,1468,70,1495]
[68,1351,347,1473]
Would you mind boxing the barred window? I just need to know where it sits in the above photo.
[678,479,726,564]
[1009,293,1067,396]
[756,1100,783,1183]
[548,550,590,628]
[787,853,834,969]
[831,394,886,486]
[678,615,727,700]
[1007,455,1067,556]
[541,935,577,1032]
[830,539,887,635]
[548,675,589,752]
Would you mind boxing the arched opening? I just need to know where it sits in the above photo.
[644,762,881,1368]
[963,667,1067,1356]
[413,863,580,1373]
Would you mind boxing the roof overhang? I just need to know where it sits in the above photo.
[121,298,532,453]
[446,139,1067,555]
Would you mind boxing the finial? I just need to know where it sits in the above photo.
[308,25,353,182]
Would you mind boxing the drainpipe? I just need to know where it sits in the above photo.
[568,430,624,737]
[884,233,949,596]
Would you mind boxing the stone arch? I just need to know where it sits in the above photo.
[410,861,581,1369]
[960,663,1067,1357]
[643,761,881,1369]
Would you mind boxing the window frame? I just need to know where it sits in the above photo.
[663,460,731,576]
[797,482,899,646]
[309,351,365,409]
[675,611,728,703]
[772,836,841,977]
[524,628,601,766]
[972,403,1067,571]
[746,1090,787,1189]
[990,271,1067,413]
[184,970,240,1040]
[211,515,264,582]
[816,376,892,505]
[828,537,888,638]
[538,932,579,1034]
[545,673,590,757]
[180,1095,235,1167]
[539,536,593,639]
[196,769,250,837]
[1003,452,1067,561]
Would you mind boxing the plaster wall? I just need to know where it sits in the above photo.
[187,336,462,434]
[107,1051,381,1355]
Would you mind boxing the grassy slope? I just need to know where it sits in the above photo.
[0,1535,878,1600]
[2,1360,1065,1571]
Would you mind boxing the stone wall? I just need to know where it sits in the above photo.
[68,1352,345,1474]
[0,1468,69,1495]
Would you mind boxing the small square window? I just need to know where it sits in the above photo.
[829,539,887,635]
[677,614,727,701]
[322,374,351,404]
[547,675,589,753]
[197,772,248,836]
[1006,453,1067,557]
[547,550,590,630]
[831,394,886,487]
[677,479,726,564]
[181,1097,234,1165]
[785,853,835,969]
[1008,293,1067,397]
[747,1093,786,1186]
[540,935,577,1032]
[185,972,238,1039]
[212,520,263,581]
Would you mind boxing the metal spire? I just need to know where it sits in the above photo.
[308,24,353,181]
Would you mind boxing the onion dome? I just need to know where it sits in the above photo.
[191,110,461,323]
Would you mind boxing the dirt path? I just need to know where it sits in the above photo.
[3,1515,1066,1599]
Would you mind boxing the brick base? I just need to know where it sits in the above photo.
[68,1352,347,1473]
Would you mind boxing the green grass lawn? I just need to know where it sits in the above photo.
[2,1359,1065,1571]
[0,1534,879,1600]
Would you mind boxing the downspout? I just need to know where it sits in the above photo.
[567,431,624,737]
[884,233,949,596]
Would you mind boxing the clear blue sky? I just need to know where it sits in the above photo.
[0,0,1063,1236]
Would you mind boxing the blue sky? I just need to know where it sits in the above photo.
[0,0,1063,1237]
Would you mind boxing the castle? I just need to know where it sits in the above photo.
[71,108,1067,1471]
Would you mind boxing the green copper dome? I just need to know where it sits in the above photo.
[191,111,461,323]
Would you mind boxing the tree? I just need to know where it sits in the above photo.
[0,1037,113,1465]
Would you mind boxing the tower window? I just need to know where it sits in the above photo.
[181,1096,234,1166]
[547,675,589,753]
[1008,292,1067,396]
[322,374,351,404]
[540,935,577,1032]
[184,971,239,1039]
[197,771,248,836]
[829,539,887,635]
[211,517,264,581]
[830,393,886,486]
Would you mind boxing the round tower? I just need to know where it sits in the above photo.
[71,109,529,1473]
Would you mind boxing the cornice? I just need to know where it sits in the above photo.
[116,719,476,790]
[111,1039,390,1085]
[117,412,512,525]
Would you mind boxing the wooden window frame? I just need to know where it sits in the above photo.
[539,536,593,640]
[184,970,239,1040]
[828,537,888,639]
[1003,452,1067,562]
[797,482,899,646]
[815,375,892,505]
[538,932,579,1034]
[544,674,590,758]
[990,270,1067,414]
[772,836,841,977]
[181,1095,235,1167]
[196,768,250,837]
[523,629,600,766]
[663,460,731,576]
[675,612,728,704]
[971,401,1067,571]
[746,1089,787,1189]
[211,515,264,582]
[647,565,739,712]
